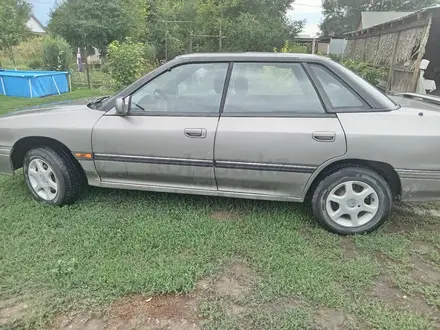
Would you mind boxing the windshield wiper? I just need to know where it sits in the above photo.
[87,95,112,109]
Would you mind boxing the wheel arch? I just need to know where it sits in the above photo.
[305,158,401,202]
[10,136,84,176]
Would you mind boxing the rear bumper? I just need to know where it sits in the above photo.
[398,169,440,202]
[0,147,13,175]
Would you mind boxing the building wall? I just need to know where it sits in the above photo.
[317,42,329,54]
[344,24,428,92]
[26,17,45,34]
[328,39,347,55]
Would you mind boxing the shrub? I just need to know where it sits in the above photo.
[11,37,44,68]
[42,36,73,71]
[341,59,387,86]
[27,58,43,69]
[107,38,147,89]
[274,41,308,54]
[328,53,342,63]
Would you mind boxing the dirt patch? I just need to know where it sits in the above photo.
[195,278,211,291]
[53,262,255,330]
[261,297,302,313]
[214,263,253,299]
[210,211,239,221]
[315,307,346,330]
[55,312,106,330]
[370,273,435,315]
[0,298,32,326]
[53,295,199,330]
[339,238,358,259]
[412,241,437,255]
[389,204,440,232]
[410,207,440,218]
[225,302,247,318]
[107,295,199,330]
[410,259,440,285]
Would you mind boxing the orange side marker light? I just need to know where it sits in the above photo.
[75,153,93,160]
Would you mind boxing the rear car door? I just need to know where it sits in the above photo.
[214,61,347,199]
[92,62,229,190]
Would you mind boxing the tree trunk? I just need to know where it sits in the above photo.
[8,47,16,67]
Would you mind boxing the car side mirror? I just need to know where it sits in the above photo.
[115,97,129,116]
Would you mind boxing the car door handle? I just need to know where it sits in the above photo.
[184,128,207,138]
[312,131,336,142]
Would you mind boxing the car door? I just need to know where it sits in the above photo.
[214,61,347,199]
[92,62,229,190]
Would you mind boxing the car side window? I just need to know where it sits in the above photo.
[222,62,324,114]
[309,64,364,108]
[130,63,228,114]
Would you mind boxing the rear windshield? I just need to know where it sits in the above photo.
[328,60,398,110]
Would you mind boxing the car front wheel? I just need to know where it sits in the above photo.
[312,166,392,235]
[23,146,82,206]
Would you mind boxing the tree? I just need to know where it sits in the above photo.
[42,36,73,71]
[146,0,305,59]
[320,0,440,36]
[0,0,31,66]
[107,38,147,88]
[48,0,147,56]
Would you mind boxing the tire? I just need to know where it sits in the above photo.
[312,166,392,235]
[23,146,82,206]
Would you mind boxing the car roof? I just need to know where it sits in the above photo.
[175,52,330,62]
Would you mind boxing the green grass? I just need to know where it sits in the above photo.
[0,99,439,329]
[0,89,102,115]
[1,178,439,329]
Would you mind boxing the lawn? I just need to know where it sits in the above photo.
[0,89,102,115]
[0,96,439,330]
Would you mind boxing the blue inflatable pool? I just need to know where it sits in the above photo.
[0,70,70,98]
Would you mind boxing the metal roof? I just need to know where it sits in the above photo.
[361,11,414,29]
[346,5,440,37]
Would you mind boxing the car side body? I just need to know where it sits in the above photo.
[1,53,440,234]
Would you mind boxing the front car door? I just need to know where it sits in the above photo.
[92,62,229,191]
[214,61,349,199]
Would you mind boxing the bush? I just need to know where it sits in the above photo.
[328,53,342,63]
[42,36,73,71]
[274,41,308,54]
[107,38,149,89]
[11,37,44,68]
[27,58,43,69]
[341,59,387,86]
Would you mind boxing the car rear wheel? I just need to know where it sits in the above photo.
[23,146,82,206]
[312,166,392,235]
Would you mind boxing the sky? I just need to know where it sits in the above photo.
[28,0,56,25]
[28,0,324,37]
[287,0,324,36]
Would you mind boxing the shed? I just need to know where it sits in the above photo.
[344,6,440,94]
[358,11,414,30]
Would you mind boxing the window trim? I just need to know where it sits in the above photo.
[305,63,372,112]
[126,61,231,117]
[220,61,332,118]
[219,62,234,114]
[220,112,336,118]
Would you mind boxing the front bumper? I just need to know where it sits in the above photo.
[398,169,440,202]
[0,147,13,175]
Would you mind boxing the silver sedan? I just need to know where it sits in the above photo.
[1,53,440,235]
